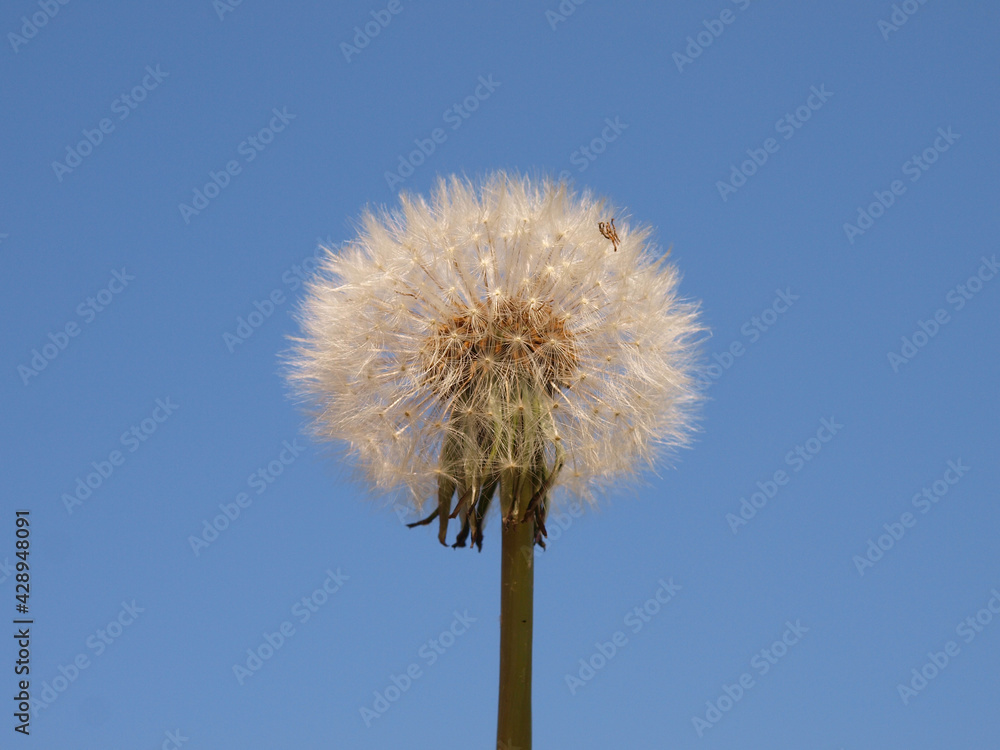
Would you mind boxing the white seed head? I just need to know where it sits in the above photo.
[287,172,705,512]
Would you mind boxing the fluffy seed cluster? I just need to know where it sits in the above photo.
[287,172,704,519]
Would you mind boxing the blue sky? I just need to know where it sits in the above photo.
[2,1,998,748]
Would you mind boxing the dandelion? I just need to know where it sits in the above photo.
[286,172,704,748]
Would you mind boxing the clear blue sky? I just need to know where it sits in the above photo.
[2,1,998,748]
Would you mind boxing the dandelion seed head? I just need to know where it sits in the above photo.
[287,172,705,513]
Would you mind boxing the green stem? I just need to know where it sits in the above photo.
[497,476,535,750]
